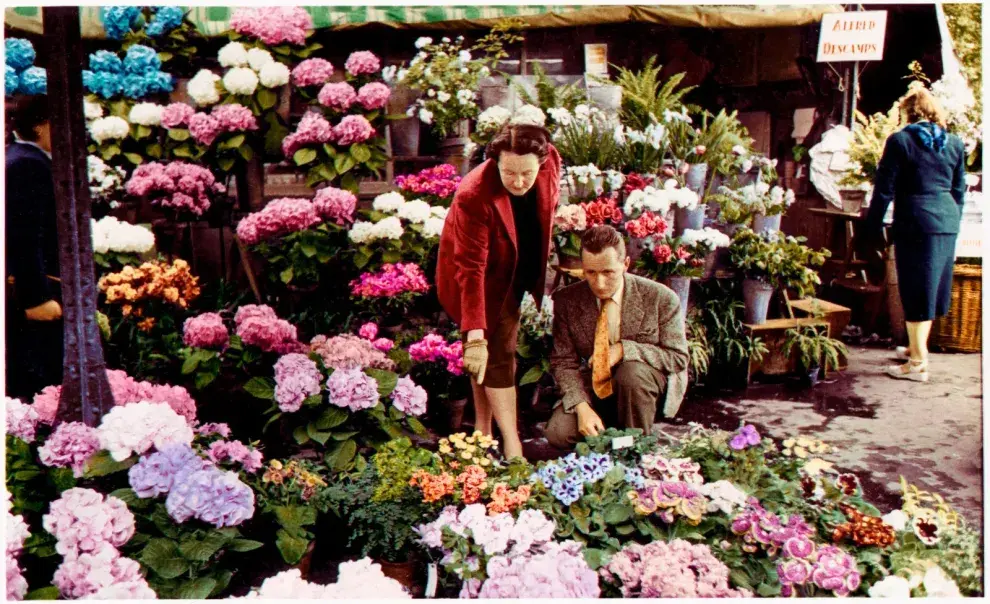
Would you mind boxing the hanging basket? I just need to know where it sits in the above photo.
[932,264,982,352]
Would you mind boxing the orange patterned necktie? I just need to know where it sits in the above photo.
[592,299,614,399]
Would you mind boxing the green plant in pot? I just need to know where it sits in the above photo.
[783,325,848,387]
[250,458,328,566]
[696,281,769,389]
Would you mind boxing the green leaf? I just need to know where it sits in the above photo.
[406,417,427,436]
[334,153,356,175]
[181,350,204,374]
[178,531,229,562]
[300,242,317,258]
[175,578,217,600]
[123,152,144,165]
[275,529,310,565]
[25,587,60,600]
[158,51,174,62]
[603,503,632,525]
[350,143,372,163]
[168,128,190,142]
[211,570,233,598]
[314,407,349,430]
[243,377,276,400]
[225,133,246,149]
[238,144,254,161]
[141,538,188,579]
[306,422,332,445]
[757,583,779,597]
[151,505,180,539]
[257,88,278,110]
[194,371,216,390]
[294,148,317,166]
[365,368,398,397]
[146,142,163,158]
[228,538,264,552]
[274,505,318,528]
[135,124,152,139]
[109,488,151,510]
[615,523,636,536]
[519,364,544,386]
[280,266,294,283]
[582,548,608,570]
[218,156,236,172]
[173,144,194,158]
[382,249,402,264]
[730,570,754,591]
[330,430,360,440]
[83,450,136,478]
[293,425,311,445]
[326,439,358,471]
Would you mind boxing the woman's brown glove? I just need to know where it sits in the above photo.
[462,339,489,385]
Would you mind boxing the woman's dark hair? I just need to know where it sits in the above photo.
[485,123,552,163]
[5,95,50,143]
[581,225,626,257]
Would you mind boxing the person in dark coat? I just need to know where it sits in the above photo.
[864,87,967,382]
[436,115,561,460]
[5,94,63,398]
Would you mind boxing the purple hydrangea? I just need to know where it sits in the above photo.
[197,422,232,438]
[273,353,323,413]
[326,368,380,412]
[128,443,212,498]
[165,466,254,527]
[729,424,761,450]
[390,376,427,416]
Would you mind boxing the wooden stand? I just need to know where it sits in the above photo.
[787,297,852,369]
[744,317,831,380]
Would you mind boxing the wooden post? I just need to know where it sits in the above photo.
[44,7,113,426]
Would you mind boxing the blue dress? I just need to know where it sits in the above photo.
[865,122,967,322]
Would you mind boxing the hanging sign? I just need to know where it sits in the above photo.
[584,43,608,76]
[817,11,887,62]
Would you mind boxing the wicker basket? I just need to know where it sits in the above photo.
[933,264,982,352]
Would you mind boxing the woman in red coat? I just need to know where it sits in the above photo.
[436,120,561,459]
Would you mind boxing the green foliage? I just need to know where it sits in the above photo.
[783,325,848,372]
[610,55,696,132]
[729,228,830,296]
[512,62,586,131]
[686,313,711,382]
[696,282,769,373]
[694,109,752,180]
[839,106,902,187]
[369,437,437,502]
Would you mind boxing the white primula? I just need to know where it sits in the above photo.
[348,221,375,244]
[127,102,164,126]
[681,227,731,251]
[418,108,434,125]
[97,402,194,462]
[436,91,451,103]
[456,89,475,105]
[246,48,274,72]
[547,107,573,127]
[84,99,104,120]
[414,37,433,49]
[88,116,130,144]
[422,216,445,239]
[624,186,670,218]
[223,67,259,95]
[218,42,249,68]
[259,62,290,88]
[922,566,961,597]
[397,199,431,224]
[867,575,913,598]
[477,106,511,134]
[372,191,406,213]
[92,216,156,255]
[509,104,546,127]
[187,69,222,106]
[695,480,748,515]
[371,216,404,240]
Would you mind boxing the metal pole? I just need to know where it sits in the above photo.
[44,7,113,426]
[850,61,860,129]
[840,66,850,127]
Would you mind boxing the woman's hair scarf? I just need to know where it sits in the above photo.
[905,120,947,153]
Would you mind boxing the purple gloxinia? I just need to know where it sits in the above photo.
[729,424,761,450]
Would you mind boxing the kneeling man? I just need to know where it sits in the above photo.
[545,225,689,448]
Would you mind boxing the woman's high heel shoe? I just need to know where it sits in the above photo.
[885,359,929,382]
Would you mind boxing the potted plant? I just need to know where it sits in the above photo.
[717,182,796,235]
[634,235,704,320]
[839,106,900,212]
[783,325,849,387]
[251,458,328,571]
[696,281,769,390]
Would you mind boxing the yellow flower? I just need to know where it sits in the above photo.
[270,460,283,470]
[783,438,796,448]
[439,444,452,455]
[439,438,450,447]
[796,437,813,448]
[794,446,808,459]
[479,458,491,467]
[461,451,473,460]
[472,430,483,439]
[454,440,468,450]
[802,458,835,476]
[450,432,467,442]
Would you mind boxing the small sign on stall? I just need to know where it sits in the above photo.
[817,11,887,62]
[584,43,608,76]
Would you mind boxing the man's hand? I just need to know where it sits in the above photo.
[608,342,624,368]
[462,338,489,385]
[575,402,605,437]
[25,299,62,321]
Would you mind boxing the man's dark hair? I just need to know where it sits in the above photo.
[486,123,551,163]
[581,225,626,257]
[5,95,50,143]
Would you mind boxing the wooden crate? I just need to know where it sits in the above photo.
[788,297,852,370]
[744,317,831,379]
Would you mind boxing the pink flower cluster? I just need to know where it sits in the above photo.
[357,83,390,110]
[326,368,380,412]
[601,539,749,598]
[188,104,259,146]
[355,322,394,353]
[207,439,264,473]
[125,161,225,217]
[5,397,40,443]
[554,205,588,232]
[640,452,703,486]
[234,304,301,354]
[625,211,669,239]
[229,6,313,46]
[349,263,430,298]
[581,196,624,227]
[53,544,147,599]
[7,499,31,600]
[345,51,381,76]
[38,421,102,477]
[161,102,195,128]
[183,311,230,349]
[333,115,376,146]
[395,164,462,200]
[408,334,464,376]
[310,333,396,371]
[282,111,333,158]
[318,82,357,112]
[198,422,232,438]
[292,58,334,88]
[273,352,323,413]
[236,197,321,245]
[31,369,197,426]
[43,488,135,559]
[479,541,601,598]
[391,376,427,416]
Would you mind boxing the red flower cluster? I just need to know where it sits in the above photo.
[625,211,669,239]
[622,173,653,195]
[581,195,623,227]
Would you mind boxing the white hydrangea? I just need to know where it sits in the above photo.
[97,402,194,462]
[414,37,433,49]
[477,106,511,134]
[84,99,104,120]
[6,497,31,555]
[371,216,404,240]
[867,575,913,599]
[324,558,411,599]
[348,221,376,244]
[243,569,328,599]
[624,186,670,217]
[259,62,290,88]
[88,116,130,144]
[422,216,445,239]
[223,67,259,96]
[372,191,405,213]
[695,480,748,515]
[218,41,249,68]
[680,227,731,251]
[187,69,222,106]
[397,199,431,224]
[246,48,274,72]
[127,102,163,126]
[83,581,158,600]
[565,164,602,186]
[430,205,448,219]
[92,216,156,255]
[509,104,546,127]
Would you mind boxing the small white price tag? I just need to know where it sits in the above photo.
[425,562,438,598]
[611,435,635,450]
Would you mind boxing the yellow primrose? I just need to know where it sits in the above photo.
[802,458,835,476]
[454,440,468,450]
[461,451,473,460]
[479,458,491,467]
[794,446,809,459]
[783,438,796,449]
[439,444,452,455]
[472,430,483,438]
[270,460,284,470]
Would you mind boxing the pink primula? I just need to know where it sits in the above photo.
[349,262,429,298]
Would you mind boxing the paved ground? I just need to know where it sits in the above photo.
[527,346,984,527]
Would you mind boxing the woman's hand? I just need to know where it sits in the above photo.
[462,338,489,384]
[25,299,62,321]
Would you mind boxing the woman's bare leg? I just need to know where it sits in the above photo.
[484,385,524,460]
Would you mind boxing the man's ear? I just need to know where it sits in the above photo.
[623,255,631,271]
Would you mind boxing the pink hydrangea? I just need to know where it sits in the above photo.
[600,539,748,598]
[310,333,396,371]
[183,312,229,349]
[187,112,223,146]
[357,82,391,110]
[479,541,600,598]
[207,440,264,473]
[317,82,357,112]
[349,263,429,298]
[236,311,300,354]
[234,304,278,326]
[326,368,379,412]
[161,102,195,128]
[236,197,321,245]
[282,111,333,158]
[212,103,259,132]
[395,164,461,200]
[358,322,379,340]
[52,544,145,599]
[197,422,232,438]
[229,6,313,46]
[372,338,394,353]
[390,376,427,416]
[333,115,376,146]
[5,397,40,443]
[344,51,381,76]
[125,161,224,217]
[312,186,356,225]
[273,353,322,413]
[7,553,27,600]
[38,422,102,477]
[292,58,334,88]
[408,334,463,376]
[42,489,135,557]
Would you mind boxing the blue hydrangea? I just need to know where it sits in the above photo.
[101,6,141,40]
[122,73,151,99]
[83,70,123,99]
[145,6,184,37]
[165,466,255,528]
[147,71,174,94]
[5,65,19,97]
[89,50,123,74]
[5,39,36,71]
[19,67,46,96]
[123,44,161,75]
